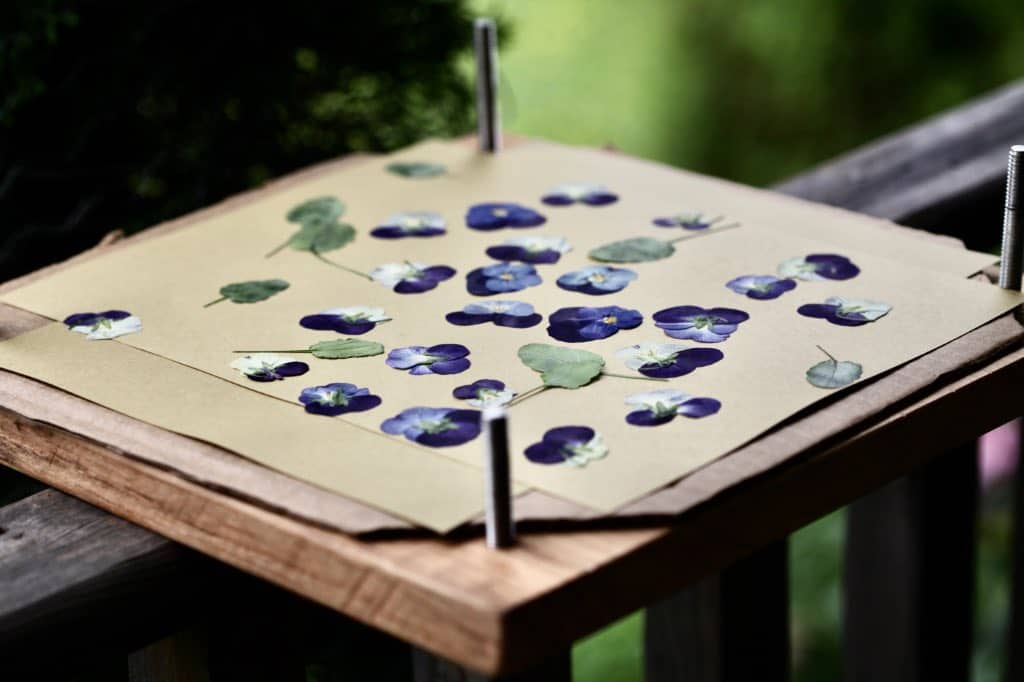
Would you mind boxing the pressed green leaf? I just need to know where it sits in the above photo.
[309,339,385,359]
[386,161,446,178]
[517,343,605,389]
[287,220,356,254]
[806,357,863,389]
[589,237,675,263]
[219,279,290,304]
[286,196,345,224]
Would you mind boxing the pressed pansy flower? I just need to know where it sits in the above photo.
[370,211,446,239]
[452,379,516,407]
[386,344,471,375]
[370,261,455,294]
[299,306,389,334]
[298,383,382,416]
[230,353,309,382]
[485,235,571,264]
[624,389,722,427]
[540,183,618,206]
[445,301,542,328]
[465,202,546,231]
[726,275,797,300]
[63,310,142,340]
[524,426,608,467]
[615,341,723,378]
[778,254,860,281]
[556,265,637,296]
[652,211,723,230]
[653,306,749,343]
[547,305,643,343]
[466,262,542,296]
[797,296,892,326]
[380,407,481,447]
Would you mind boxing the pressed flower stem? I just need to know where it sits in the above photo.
[203,296,228,308]
[601,371,668,382]
[265,240,291,258]
[312,251,373,280]
[816,345,837,363]
[506,384,548,407]
[666,222,742,245]
[233,349,312,354]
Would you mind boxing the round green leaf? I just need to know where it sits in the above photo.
[288,221,356,254]
[806,358,863,389]
[219,279,290,304]
[589,237,675,263]
[286,197,345,224]
[309,339,385,359]
[386,161,446,178]
[517,343,605,389]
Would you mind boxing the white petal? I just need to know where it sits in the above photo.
[625,389,689,409]
[777,256,823,281]
[319,305,388,322]
[230,353,296,375]
[615,341,690,370]
[567,433,609,467]
[370,262,424,287]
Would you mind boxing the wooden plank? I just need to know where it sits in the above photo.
[1,337,1022,675]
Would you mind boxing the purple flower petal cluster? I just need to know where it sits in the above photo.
[653,306,749,343]
[797,296,892,327]
[485,236,571,264]
[445,301,542,328]
[230,354,310,382]
[299,306,388,334]
[370,262,455,294]
[556,265,637,295]
[386,344,471,375]
[652,212,721,230]
[541,184,618,207]
[547,306,643,343]
[778,254,860,281]
[298,383,382,416]
[624,389,721,427]
[615,342,723,378]
[725,275,797,300]
[380,407,482,447]
[452,379,515,407]
[64,310,142,340]
[524,426,608,466]
[465,203,546,231]
[370,211,446,239]
[466,262,542,296]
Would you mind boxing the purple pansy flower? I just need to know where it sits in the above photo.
[466,262,542,296]
[445,301,542,328]
[797,296,892,326]
[299,306,389,334]
[298,383,382,416]
[524,426,608,466]
[653,306,749,343]
[624,389,721,427]
[615,342,723,378]
[63,310,142,340]
[556,265,637,295]
[370,211,446,239]
[386,344,471,375]
[652,211,722,230]
[230,354,309,382]
[541,184,618,206]
[370,261,455,294]
[485,235,571,264]
[465,202,546,231]
[547,306,643,343]
[726,275,797,300]
[778,254,860,281]
[380,407,482,447]
[452,379,516,407]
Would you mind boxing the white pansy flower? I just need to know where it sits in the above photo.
[615,341,691,370]
[826,296,892,322]
[370,261,427,287]
[565,432,609,467]
[318,306,389,322]
[65,311,142,340]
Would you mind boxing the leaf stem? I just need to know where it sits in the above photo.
[507,384,548,407]
[203,296,228,308]
[601,371,668,382]
[265,240,290,258]
[666,222,742,245]
[815,345,837,363]
[233,349,312,354]
[312,251,373,280]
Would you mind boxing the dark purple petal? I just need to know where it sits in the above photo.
[274,361,310,377]
[652,305,707,323]
[652,217,678,227]
[506,207,546,228]
[394,278,437,294]
[493,312,542,328]
[245,371,279,382]
[806,253,860,280]
[581,192,618,206]
[485,245,525,261]
[445,311,492,326]
[639,348,724,378]
[422,265,456,282]
[426,343,470,359]
[370,226,407,239]
[677,397,721,418]
[64,313,101,327]
[541,193,574,206]
[549,306,600,324]
[524,442,567,464]
[466,270,494,296]
[428,358,471,375]
[746,279,797,300]
[453,379,505,399]
[415,409,481,447]
[99,310,132,320]
[625,410,675,426]
[575,320,619,340]
[612,308,644,329]
[303,394,382,416]
[547,323,594,343]
[706,307,750,324]
[466,205,509,230]
[797,303,868,327]
[544,425,595,447]
[299,314,376,335]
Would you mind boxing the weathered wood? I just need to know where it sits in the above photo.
[843,443,978,682]
[644,541,789,682]
[0,489,214,678]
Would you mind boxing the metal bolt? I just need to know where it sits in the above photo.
[998,145,1023,290]
[474,18,501,153]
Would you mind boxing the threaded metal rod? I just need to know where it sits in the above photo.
[999,145,1024,290]
[473,18,501,153]
[482,405,515,548]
